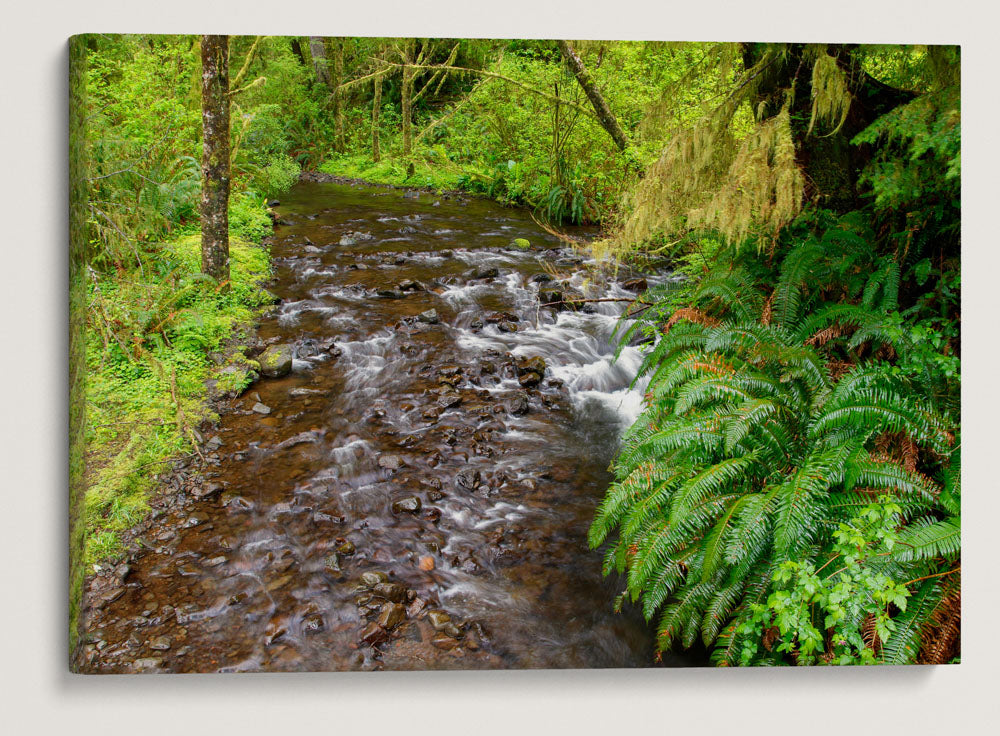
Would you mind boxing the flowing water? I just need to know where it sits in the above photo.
[79,180,693,672]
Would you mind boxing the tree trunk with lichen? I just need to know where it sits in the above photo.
[200,35,230,287]
[372,72,382,162]
[740,42,915,211]
[309,36,331,87]
[557,39,628,151]
[332,38,345,152]
[401,40,415,158]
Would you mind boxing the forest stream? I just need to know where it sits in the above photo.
[79,179,695,673]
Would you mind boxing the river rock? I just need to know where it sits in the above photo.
[149,636,171,651]
[360,571,389,587]
[377,289,404,299]
[622,277,648,292]
[372,582,408,603]
[518,372,542,388]
[258,344,293,378]
[507,393,530,416]
[377,602,407,630]
[391,496,422,514]
[437,392,462,409]
[517,356,547,376]
[511,238,531,250]
[360,622,389,646]
[531,273,553,283]
[398,279,423,291]
[455,468,481,492]
[378,454,405,471]
[471,266,499,280]
[252,402,272,415]
[427,610,451,631]
[419,556,435,571]
[418,309,440,324]
[539,290,563,309]
[336,539,356,555]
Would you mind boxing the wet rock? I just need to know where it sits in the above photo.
[336,539,356,556]
[252,402,272,415]
[427,610,452,631]
[324,554,341,572]
[432,633,459,650]
[377,603,407,630]
[517,356,547,377]
[471,266,499,281]
[372,582,408,603]
[184,512,209,528]
[417,309,440,324]
[539,290,563,309]
[455,468,482,492]
[498,320,518,333]
[204,556,226,567]
[622,277,648,292]
[266,199,280,207]
[361,622,389,646]
[511,238,531,250]
[265,617,288,645]
[398,279,423,291]
[391,496,422,515]
[531,272,553,283]
[518,372,542,388]
[132,657,163,671]
[418,556,435,571]
[426,488,445,502]
[204,436,223,452]
[437,393,462,409]
[421,406,441,422]
[378,454,405,471]
[360,571,389,587]
[149,636,171,651]
[339,231,374,246]
[377,289,405,299]
[507,393,530,416]
[258,344,293,378]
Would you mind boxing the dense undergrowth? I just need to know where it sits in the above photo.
[82,231,271,567]
[591,47,961,665]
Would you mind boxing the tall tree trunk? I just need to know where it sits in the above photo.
[309,36,331,87]
[557,40,628,151]
[290,37,307,67]
[401,40,415,158]
[332,38,345,152]
[200,35,230,287]
[372,72,382,163]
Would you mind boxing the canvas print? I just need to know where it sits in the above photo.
[68,36,961,673]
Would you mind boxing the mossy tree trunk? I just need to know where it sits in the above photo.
[741,43,915,212]
[290,37,307,67]
[557,39,628,151]
[401,39,415,158]
[372,71,382,162]
[309,36,331,87]
[200,35,230,287]
[332,38,345,152]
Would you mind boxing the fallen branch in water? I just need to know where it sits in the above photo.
[540,297,636,308]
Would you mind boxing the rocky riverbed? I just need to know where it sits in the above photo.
[76,180,692,673]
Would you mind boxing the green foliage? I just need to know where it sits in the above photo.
[83,234,271,566]
[592,198,960,664]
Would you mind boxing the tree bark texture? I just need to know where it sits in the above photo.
[290,37,307,67]
[372,72,382,162]
[309,36,331,87]
[332,38,345,152]
[401,40,415,157]
[557,40,629,151]
[200,35,230,286]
